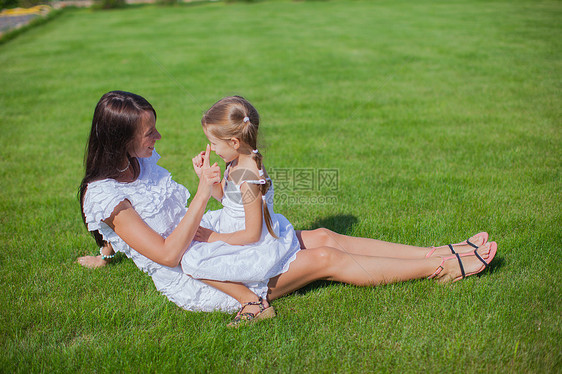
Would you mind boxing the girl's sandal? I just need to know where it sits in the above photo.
[428,242,497,282]
[425,232,489,258]
[227,297,276,328]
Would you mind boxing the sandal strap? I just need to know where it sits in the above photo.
[432,235,483,258]
[428,264,444,279]
[466,238,479,249]
[448,244,456,254]
[241,300,263,307]
[231,297,270,325]
[235,297,266,317]
[234,312,258,322]
[430,249,488,281]
[473,249,489,267]
[425,247,437,258]
[454,253,466,279]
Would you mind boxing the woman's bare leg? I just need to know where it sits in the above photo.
[297,229,487,259]
[267,243,493,301]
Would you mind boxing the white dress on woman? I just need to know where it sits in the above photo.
[181,164,301,296]
[82,151,300,312]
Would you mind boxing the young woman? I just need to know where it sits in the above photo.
[78,91,497,326]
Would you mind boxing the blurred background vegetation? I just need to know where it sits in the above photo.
[0,0,281,11]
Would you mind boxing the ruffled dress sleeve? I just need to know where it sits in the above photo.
[83,178,134,257]
[82,150,190,265]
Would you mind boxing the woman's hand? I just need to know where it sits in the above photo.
[192,150,206,178]
[197,145,221,198]
[194,226,219,242]
[198,163,221,198]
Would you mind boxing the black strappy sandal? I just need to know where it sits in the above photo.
[428,242,497,282]
[425,232,489,257]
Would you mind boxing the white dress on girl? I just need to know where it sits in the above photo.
[180,164,301,299]
[82,151,298,312]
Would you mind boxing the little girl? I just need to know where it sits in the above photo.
[181,96,301,325]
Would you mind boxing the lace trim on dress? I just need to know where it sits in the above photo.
[83,151,190,233]
[83,181,129,232]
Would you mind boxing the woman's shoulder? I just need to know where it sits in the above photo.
[86,178,119,194]
[83,178,131,231]
[83,178,128,210]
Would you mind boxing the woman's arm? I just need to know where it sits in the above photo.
[195,181,263,246]
[104,148,221,268]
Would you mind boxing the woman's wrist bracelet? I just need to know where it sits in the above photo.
[99,247,116,260]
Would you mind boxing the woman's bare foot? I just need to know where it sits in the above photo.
[427,232,488,258]
[76,255,109,269]
[431,242,497,283]
[77,243,114,268]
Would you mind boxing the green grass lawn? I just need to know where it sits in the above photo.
[1,0,560,372]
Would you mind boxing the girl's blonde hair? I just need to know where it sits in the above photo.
[202,96,278,238]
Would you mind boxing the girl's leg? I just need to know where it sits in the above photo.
[267,243,493,301]
[297,229,487,259]
[200,279,269,314]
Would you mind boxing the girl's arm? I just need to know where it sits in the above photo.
[195,181,263,246]
[104,148,221,268]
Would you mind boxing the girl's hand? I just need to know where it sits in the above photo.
[191,150,206,178]
[194,226,219,242]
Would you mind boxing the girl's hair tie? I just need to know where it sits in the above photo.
[243,116,250,123]
[252,149,259,154]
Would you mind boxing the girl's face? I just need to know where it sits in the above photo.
[204,128,239,163]
[130,111,161,158]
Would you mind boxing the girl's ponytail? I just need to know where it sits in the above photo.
[252,149,278,239]
[262,196,278,239]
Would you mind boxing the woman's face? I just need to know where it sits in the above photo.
[130,111,161,158]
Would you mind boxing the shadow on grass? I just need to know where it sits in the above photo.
[289,279,339,297]
[106,253,127,266]
[482,255,504,277]
[282,214,359,297]
[302,214,359,235]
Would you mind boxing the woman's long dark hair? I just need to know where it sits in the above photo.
[79,91,156,247]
